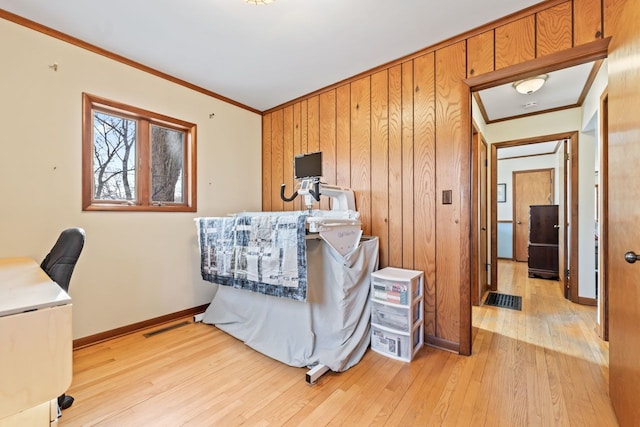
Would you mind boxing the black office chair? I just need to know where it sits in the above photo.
[40,227,85,411]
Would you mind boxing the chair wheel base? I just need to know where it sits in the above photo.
[58,394,74,410]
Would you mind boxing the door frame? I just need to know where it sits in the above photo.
[464,38,610,354]
[489,133,578,298]
[598,88,609,340]
[560,139,569,299]
[471,123,489,306]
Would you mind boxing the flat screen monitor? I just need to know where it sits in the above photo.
[294,152,323,179]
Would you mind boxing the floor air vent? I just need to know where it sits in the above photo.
[143,321,191,338]
[484,292,522,311]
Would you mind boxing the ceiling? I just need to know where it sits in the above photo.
[476,61,598,123]
[0,0,542,112]
[478,58,603,159]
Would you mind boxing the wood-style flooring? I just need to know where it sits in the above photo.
[59,260,618,426]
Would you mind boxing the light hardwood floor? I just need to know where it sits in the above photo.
[59,260,618,426]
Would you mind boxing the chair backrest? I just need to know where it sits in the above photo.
[40,228,85,292]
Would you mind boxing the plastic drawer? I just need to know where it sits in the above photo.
[371,299,423,332]
[371,268,423,305]
[370,323,423,362]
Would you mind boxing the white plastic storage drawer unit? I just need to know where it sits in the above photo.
[370,267,424,362]
[371,299,423,332]
[371,267,423,305]
[370,322,424,361]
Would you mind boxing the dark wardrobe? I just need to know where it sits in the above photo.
[528,205,559,280]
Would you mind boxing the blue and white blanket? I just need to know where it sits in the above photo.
[196,212,309,301]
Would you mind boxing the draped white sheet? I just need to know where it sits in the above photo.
[201,236,379,372]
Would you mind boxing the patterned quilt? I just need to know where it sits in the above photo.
[196,212,309,301]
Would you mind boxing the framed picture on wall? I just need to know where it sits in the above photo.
[497,183,507,203]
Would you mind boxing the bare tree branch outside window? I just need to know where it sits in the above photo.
[82,93,196,212]
[93,112,136,201]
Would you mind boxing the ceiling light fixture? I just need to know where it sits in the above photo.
[244,0,275,4]
[512,74,548,95]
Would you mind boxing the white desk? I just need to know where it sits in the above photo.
[0,257,73,426]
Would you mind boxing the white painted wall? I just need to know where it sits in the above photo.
[580,60,608,314]
[576,132,597,299]
[484,108,582,143]
[472,98,488,137]
[582,60,608,131]
[574,61,607,300]
[0,19,262,339]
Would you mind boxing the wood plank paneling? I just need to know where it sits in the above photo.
[467,30,494,78]
[537,1,573,57]
[604,0,624,39]
[413,53,437,337]
[495,15,535,69]
[319,91,337,210]
[388,65,403,269]
[282,106,294,211]
[270,109,284,212]
[435,41,467,345]
[336,85,351,189]
[293,102,304,211]
[307,96,320,153]
[300,100,308,154]
[262,114,272,212]
[260,0,601,352]
[574,0,602,45]
[300,100,309,210]
[371,70,389,268]
[350,77,372,235]
[293,102,301,156]
[307,96,320,210]
[401,61,414,269]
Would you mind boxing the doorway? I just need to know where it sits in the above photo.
[488,134,577,299]
[465,40,610,356]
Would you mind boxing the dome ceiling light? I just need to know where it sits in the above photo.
[512,74,548,95]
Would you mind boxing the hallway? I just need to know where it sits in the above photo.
[472,259,615,425]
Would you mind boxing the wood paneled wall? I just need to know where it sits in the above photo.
[262,0,612,353]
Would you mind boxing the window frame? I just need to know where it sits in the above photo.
[82,93,197,212]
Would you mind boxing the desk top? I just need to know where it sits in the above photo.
[0,257,71,317]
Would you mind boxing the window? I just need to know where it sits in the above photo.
[82,93,196,211]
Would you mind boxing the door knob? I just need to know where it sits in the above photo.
[517,221,521,224]
[624,251,640,264]
[553,224,560,229]
[481,227,487,231]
